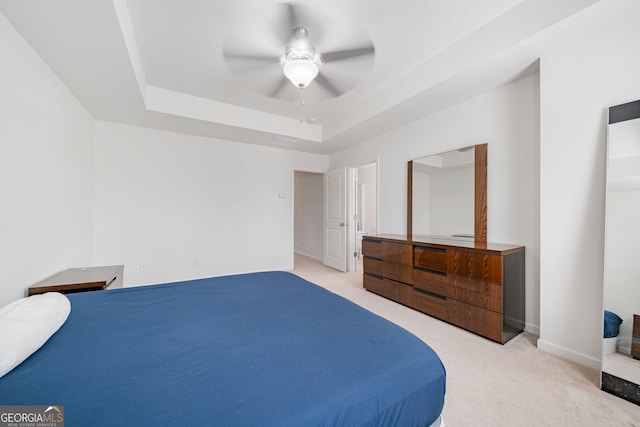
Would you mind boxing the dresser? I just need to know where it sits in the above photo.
[363,234,524,343]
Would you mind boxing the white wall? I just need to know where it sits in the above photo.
[330,73,540,333]
[294,171,323,260]
[538,0,640,368]
[93,121,328,286]
[0,12,95,307]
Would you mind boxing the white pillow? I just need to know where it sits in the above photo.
[0,292,71,378]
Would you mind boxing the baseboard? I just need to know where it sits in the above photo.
[618,344,631,356]
[537,338,601,370]
[615,336,632,355]
[294,251,322,261]
[524,322,540,336]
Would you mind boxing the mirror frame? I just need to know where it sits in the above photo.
[407,143,487,243]
[601,98,640,405]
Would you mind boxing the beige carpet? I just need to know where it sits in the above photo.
[291,254,640,426]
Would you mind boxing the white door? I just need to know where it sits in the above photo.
[323,167,347,271]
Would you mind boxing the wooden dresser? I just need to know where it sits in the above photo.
[363,234,525,344]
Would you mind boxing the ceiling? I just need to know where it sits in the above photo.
[0,0,601,154]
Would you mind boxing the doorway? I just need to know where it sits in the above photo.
[348,161,378,272]
[293,171,323,265]
[294,162,377,273]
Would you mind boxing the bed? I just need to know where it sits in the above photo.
[0,271,446,426]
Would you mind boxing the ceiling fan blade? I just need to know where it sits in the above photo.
[269,76,291,98]
[314,73,341,97]
[273,3,324,45]
[272,3,301,43]
[286,3,300,30]
[223,51,280,63]
[322,46,375,63]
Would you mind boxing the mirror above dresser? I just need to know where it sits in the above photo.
[408,143,487,243]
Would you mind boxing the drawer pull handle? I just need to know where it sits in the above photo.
[414,266,447,276]
[415,245,446,253]
[414,287,447,300]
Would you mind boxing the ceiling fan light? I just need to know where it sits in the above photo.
[283,59,319,88]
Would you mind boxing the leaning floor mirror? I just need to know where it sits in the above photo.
[601,98,640,405]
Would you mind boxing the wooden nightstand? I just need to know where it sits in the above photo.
[27,265,124,296]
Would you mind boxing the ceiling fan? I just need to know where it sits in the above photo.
[223,3,375,101]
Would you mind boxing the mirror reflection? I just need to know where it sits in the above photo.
[412,146,475,239]
[602,103,640,402]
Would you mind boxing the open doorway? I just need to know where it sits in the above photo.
[293,171,323,267]
[348,161,378,272]
[294,163,377,274]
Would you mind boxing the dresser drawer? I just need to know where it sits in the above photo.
[448,299,503,342]
[383,263,413,284]
[448,250,503,283]
[413,289,448,321]
[363,257,383,277]
[382,241,412,265]
[449,276,502,313]
[362,239,382,259]
[414,246,447,273]
[364,274,412,306]
[413,268,449,297]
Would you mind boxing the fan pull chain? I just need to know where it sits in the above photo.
[299,88,305,124]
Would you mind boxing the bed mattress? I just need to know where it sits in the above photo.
[0,271,445,426]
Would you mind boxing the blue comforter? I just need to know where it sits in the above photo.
[0,271,445,426]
